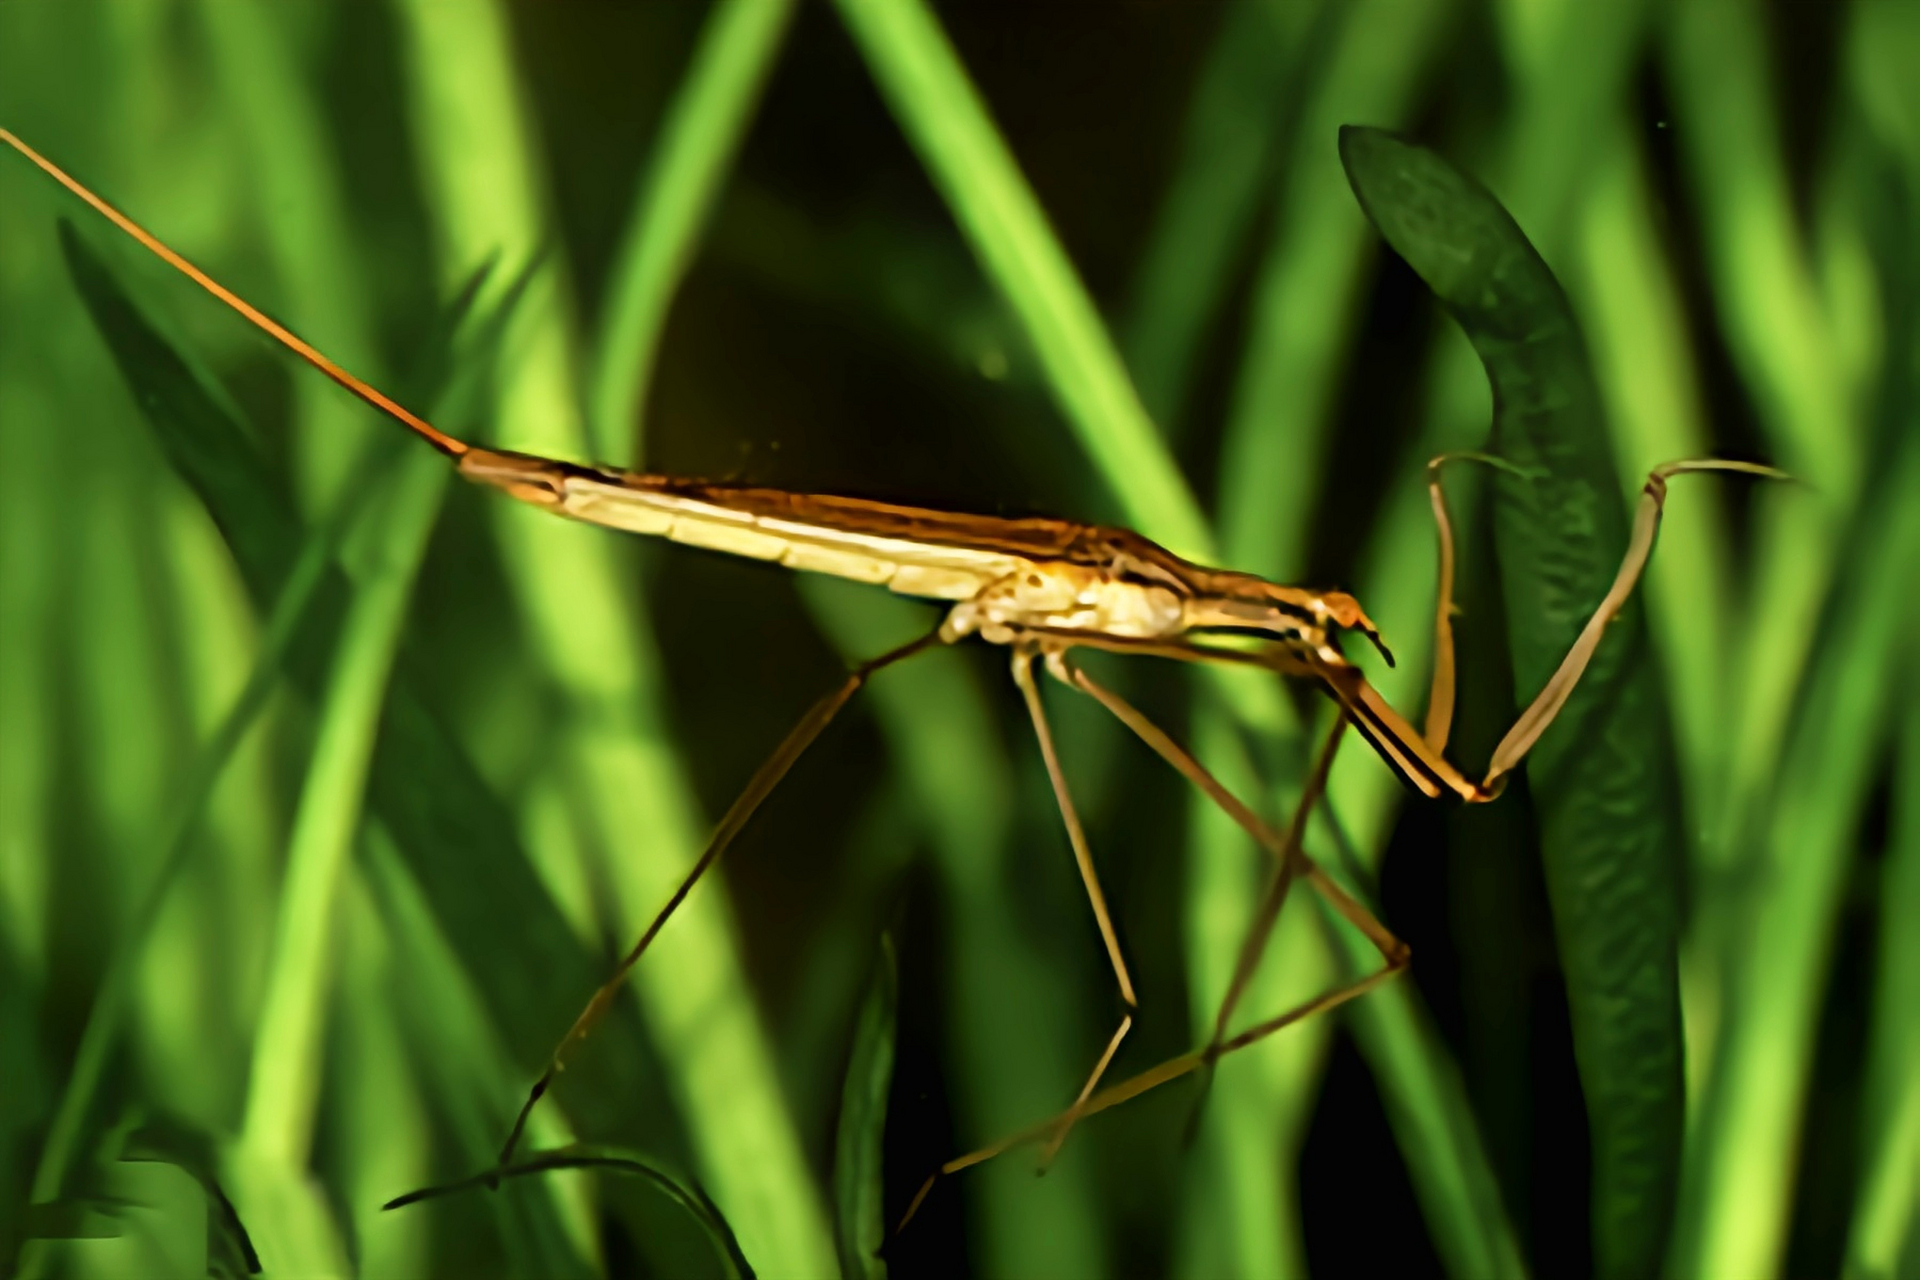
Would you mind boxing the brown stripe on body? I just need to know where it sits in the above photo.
[462,450,1372,637]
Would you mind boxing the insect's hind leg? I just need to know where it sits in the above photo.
[1051,656,1407,1050]
[494,626,943,1169]
[1424,455,1789,793]
[894,656,1409,1234]
[1009,645,1137,1170]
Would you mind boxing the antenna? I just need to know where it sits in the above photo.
[1,127,467,458]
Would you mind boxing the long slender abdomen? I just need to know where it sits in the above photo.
[557,472,1029,602]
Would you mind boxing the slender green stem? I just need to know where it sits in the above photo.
[28,449,374,1207]
[235,447,447,1275]
[588,0,797,463]
[238,451,447,1148]
[1845,689,1920,1275]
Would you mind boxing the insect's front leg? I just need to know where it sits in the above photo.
[1416,455,1789,797]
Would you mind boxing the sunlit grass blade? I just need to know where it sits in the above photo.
[832,935,896,1280]
[336,868,433,1278]
[49,213,629,1270]
[589,0,796,462]
[830,0,1302,759]
[1489,0,1654,250]
[1173,712,1337,1280]
[390,2,835,1270]
[1673,373,1920,1280]
[1663,0,1857,496]
[229,443,447,1273]
[1343,126,1686,1279]
[365,832,602,1277]
[198,0,384,515]
[1846,696,1920,1276]
[1341,978,1526,1278]
[24,405,390,1216]
[1572,133,1734,827]
[61,219,477,1275]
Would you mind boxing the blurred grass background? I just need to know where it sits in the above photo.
[1,1,1916,1277]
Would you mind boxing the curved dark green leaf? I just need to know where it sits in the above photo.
[1340,126,1685,1280]
[833,935,896,1280]
[384,1146,754,1280]
[123,1122,264,1278]
[24,1117,262,1278]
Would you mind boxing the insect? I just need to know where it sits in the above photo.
[1,125,1780,1221]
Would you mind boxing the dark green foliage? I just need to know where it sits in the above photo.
[832,935,896,1280]
[1341,127,1685,1279]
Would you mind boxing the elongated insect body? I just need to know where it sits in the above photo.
[2,124,1780,1223]
[458,443,1382,656]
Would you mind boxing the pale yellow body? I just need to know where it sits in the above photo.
[560,471,1030,604]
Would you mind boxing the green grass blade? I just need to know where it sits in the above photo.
[389,1145,756,1280]
[1847,696,1920,1277]
[231,445,448,1269]
[391,2,834,1270]
[831,0,1298,751]
[588,0,797,462]
[198,0,384,515]
[51,214,632,1272]
[25,410,383,1213]
[1216,0,1455,583]
[1342,126,1685,1279]
[1121,0,1323,430]
[832,934,896,1280]
[1572,134,1735,824]
[336,869,434,1278]
[63,220,451,1275]
[1663,0,1854,903]
[1663,0,1857,496]
[364,832,602,1278]
[830,0,1212,562]
[1152,3,1461,1268]
[1174,710,1336,1280]
[1675,382,1920,1280]
[1342,978,1527,1278]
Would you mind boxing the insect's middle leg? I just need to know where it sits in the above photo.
[1009,645,1137,1168]
[1050,655,1407,1051]
[496,626,943,1168]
